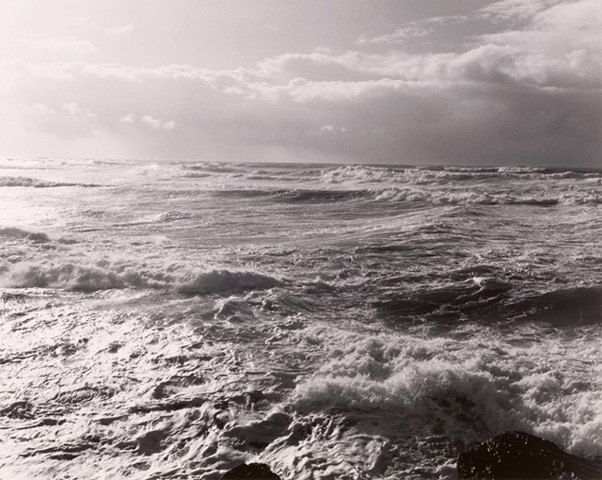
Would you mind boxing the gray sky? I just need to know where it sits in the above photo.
[1,0,600,166]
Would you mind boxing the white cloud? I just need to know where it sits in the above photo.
[141,115,163,129]
[34,103,56,115]
[478,0,563,23]
[357,26,431,45]
[106,24,135,37]
[61,102,97,118]
[62,102,82,115]
[141,115,177,130]
[120,114,136,123]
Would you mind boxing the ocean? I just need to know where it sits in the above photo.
[0,157,601,479]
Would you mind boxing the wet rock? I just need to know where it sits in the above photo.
[221,463,281,480]
[457,431,602,480]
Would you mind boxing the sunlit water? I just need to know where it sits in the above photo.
[1,157,601,479]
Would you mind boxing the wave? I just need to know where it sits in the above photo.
[271,189,366,204]
[498,166,602,178]
[371,187,601,206]
[115,211,194,226]
[207,185,600,207]
[318,164,602,187]
[508,285,602,326]
[209,186,599,207]
[210,188,368,204]
[177,270,282,295]
[291,329,602,456]
[375,280,602,326]
[0,176,97,188]
[0,261,282,295]
[319,165,505,186]
[374,277,513,322]
[291,333,532,442]
[0,227,51,243]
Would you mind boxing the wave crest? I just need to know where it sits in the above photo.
[0,261,281,295]
[0,176,86,188]
[0,227,51,243]
[177,270,282,295]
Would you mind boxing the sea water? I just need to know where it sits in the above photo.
[0,157,601,479]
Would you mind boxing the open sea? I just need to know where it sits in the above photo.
[1,157,601,479]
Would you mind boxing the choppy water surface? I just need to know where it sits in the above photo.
[1,157,601,479]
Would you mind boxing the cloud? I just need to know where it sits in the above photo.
[106,24,135,37]
[477,0,563,23]
[141,115,177,130]
[34,103,56,115]
[62,102,82,115]
[254,77,412,103]
[120,114,136,123]
[2,0,600,166]
[357,26,432,45]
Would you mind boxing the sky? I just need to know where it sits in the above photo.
[0,0,600,167]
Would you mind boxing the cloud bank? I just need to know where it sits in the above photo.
[1,0,600,166]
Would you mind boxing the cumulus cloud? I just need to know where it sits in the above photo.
[141,115,177,130]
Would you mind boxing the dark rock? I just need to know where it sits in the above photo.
[221,463,281,480]
[458,431,602,479]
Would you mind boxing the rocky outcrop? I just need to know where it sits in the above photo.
[457,431,601,479]
[220,462,282,480]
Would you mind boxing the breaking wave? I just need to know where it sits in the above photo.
[292,334,526,439]
[0,227,51,243]
[371,187,601,206]
[319,165,602,186]
[291,331,602,456]
[207,185,601,207]
[0,176,95,188]
[0,261,282,295]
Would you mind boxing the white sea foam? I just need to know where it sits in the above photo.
[291,328,602,458]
